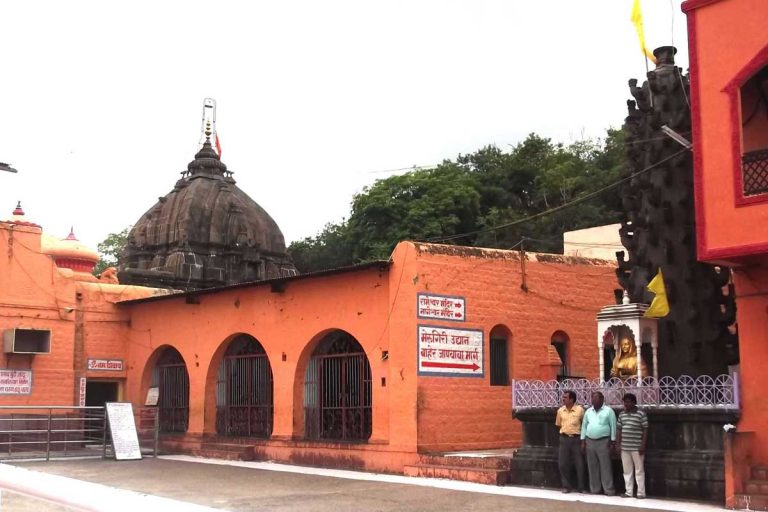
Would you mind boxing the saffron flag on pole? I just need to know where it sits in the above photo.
[215,132,222,157]
[631,0,658,65]
[644,268,670,318]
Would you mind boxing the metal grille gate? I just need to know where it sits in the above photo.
[155,348,189,433]
[304,332,372,441]
[216,339,273,437]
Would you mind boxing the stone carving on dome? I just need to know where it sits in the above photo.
[117,137,296,291]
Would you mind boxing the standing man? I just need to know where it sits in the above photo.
[617,393,648,499]
[555,390,586,493]
[580,391,617,495]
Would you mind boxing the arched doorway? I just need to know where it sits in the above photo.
[152,347,190,433]
[215,334,273,437]
[304,330,372,442]
[551,330,570,380]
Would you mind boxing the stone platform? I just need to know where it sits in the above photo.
[510,408,738,504]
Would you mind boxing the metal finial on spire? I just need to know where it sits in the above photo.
[199,98,217,147]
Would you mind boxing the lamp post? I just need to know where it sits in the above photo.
[0,163,18,173]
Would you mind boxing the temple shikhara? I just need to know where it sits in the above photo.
[119,121,296,291]
[2,1,768,509]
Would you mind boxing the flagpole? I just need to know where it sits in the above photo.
[645,53,654,108]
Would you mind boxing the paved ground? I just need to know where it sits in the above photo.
[2,456,724,512]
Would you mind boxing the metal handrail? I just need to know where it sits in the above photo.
[0,405,159,461]
[0,406,104,410]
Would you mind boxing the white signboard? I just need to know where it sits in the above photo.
[418,325,483,377]
[87,359,124,371]
[78,377,87,406]
[145,387,159,406]
[0,370,32,395]
[106,402,142,461]
[417,293,466,322]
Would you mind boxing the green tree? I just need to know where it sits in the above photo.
[93,228,130,275]
[289,128,627,270]
[346,163,482,261]
[288,222,354,273]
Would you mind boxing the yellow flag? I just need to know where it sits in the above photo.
[631,0,658,65]
[644,268,669,318]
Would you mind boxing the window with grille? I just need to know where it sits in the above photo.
[741,66,768,196]
[490,337,509,386]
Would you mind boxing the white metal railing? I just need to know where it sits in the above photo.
[0,406,159,461]
[512,374,739,411]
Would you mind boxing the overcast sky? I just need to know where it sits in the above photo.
[0,0,688,251]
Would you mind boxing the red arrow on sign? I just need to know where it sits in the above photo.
[422,361,480,371]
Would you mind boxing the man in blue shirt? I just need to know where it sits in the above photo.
[580,391,617,495]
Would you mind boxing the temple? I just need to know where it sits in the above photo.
[4,6,768,503]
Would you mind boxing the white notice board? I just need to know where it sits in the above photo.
[106,402,142,461]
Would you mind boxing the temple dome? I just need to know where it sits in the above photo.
[3,201,40,228]
[118,140,296,290]
[42,228,99,275]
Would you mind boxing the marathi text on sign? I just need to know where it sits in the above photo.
[0,370,32,395]
[79,377,87,406]
[417,293,466,322]
[417,325,483,377]
[87,359,124,371]
[106,402,142,461]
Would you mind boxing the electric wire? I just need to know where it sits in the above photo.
[422,147,688,243]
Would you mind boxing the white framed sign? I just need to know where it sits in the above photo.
[87,359,124,371]
[417,293,466,322]
[0,370,32,395]
[145,387,159,406]
[106,402,142,461]
[417,325,483,377]
[78,377,87,406]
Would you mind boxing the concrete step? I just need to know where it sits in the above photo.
[403,464,509,485]
[199,443,255,461]
[733,494,768,511]
[745,480,768,496]
[418,455,511,470]
[753,466,768,481]
[195,447,254,461]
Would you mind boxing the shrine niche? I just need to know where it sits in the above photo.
[597,300,657,383]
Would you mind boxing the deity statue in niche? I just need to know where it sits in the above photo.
[610,334,649,379]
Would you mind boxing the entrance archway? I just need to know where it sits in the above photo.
[152,347,190,433]
[304,330,372,442]
[215,334,273,437]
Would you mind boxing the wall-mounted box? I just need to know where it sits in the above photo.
[3,328,51,354]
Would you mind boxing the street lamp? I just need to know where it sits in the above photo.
[0,163,18,173]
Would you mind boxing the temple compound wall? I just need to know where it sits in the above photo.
[0,220,165,407]
[121,241,615,472]
[1,216,616,473]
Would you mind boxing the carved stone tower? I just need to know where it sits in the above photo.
[118,122,296,290]
[616,46,738,376]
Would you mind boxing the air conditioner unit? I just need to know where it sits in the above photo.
[3,328,51,354]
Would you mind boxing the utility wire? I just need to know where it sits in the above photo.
[423,147,689,243]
